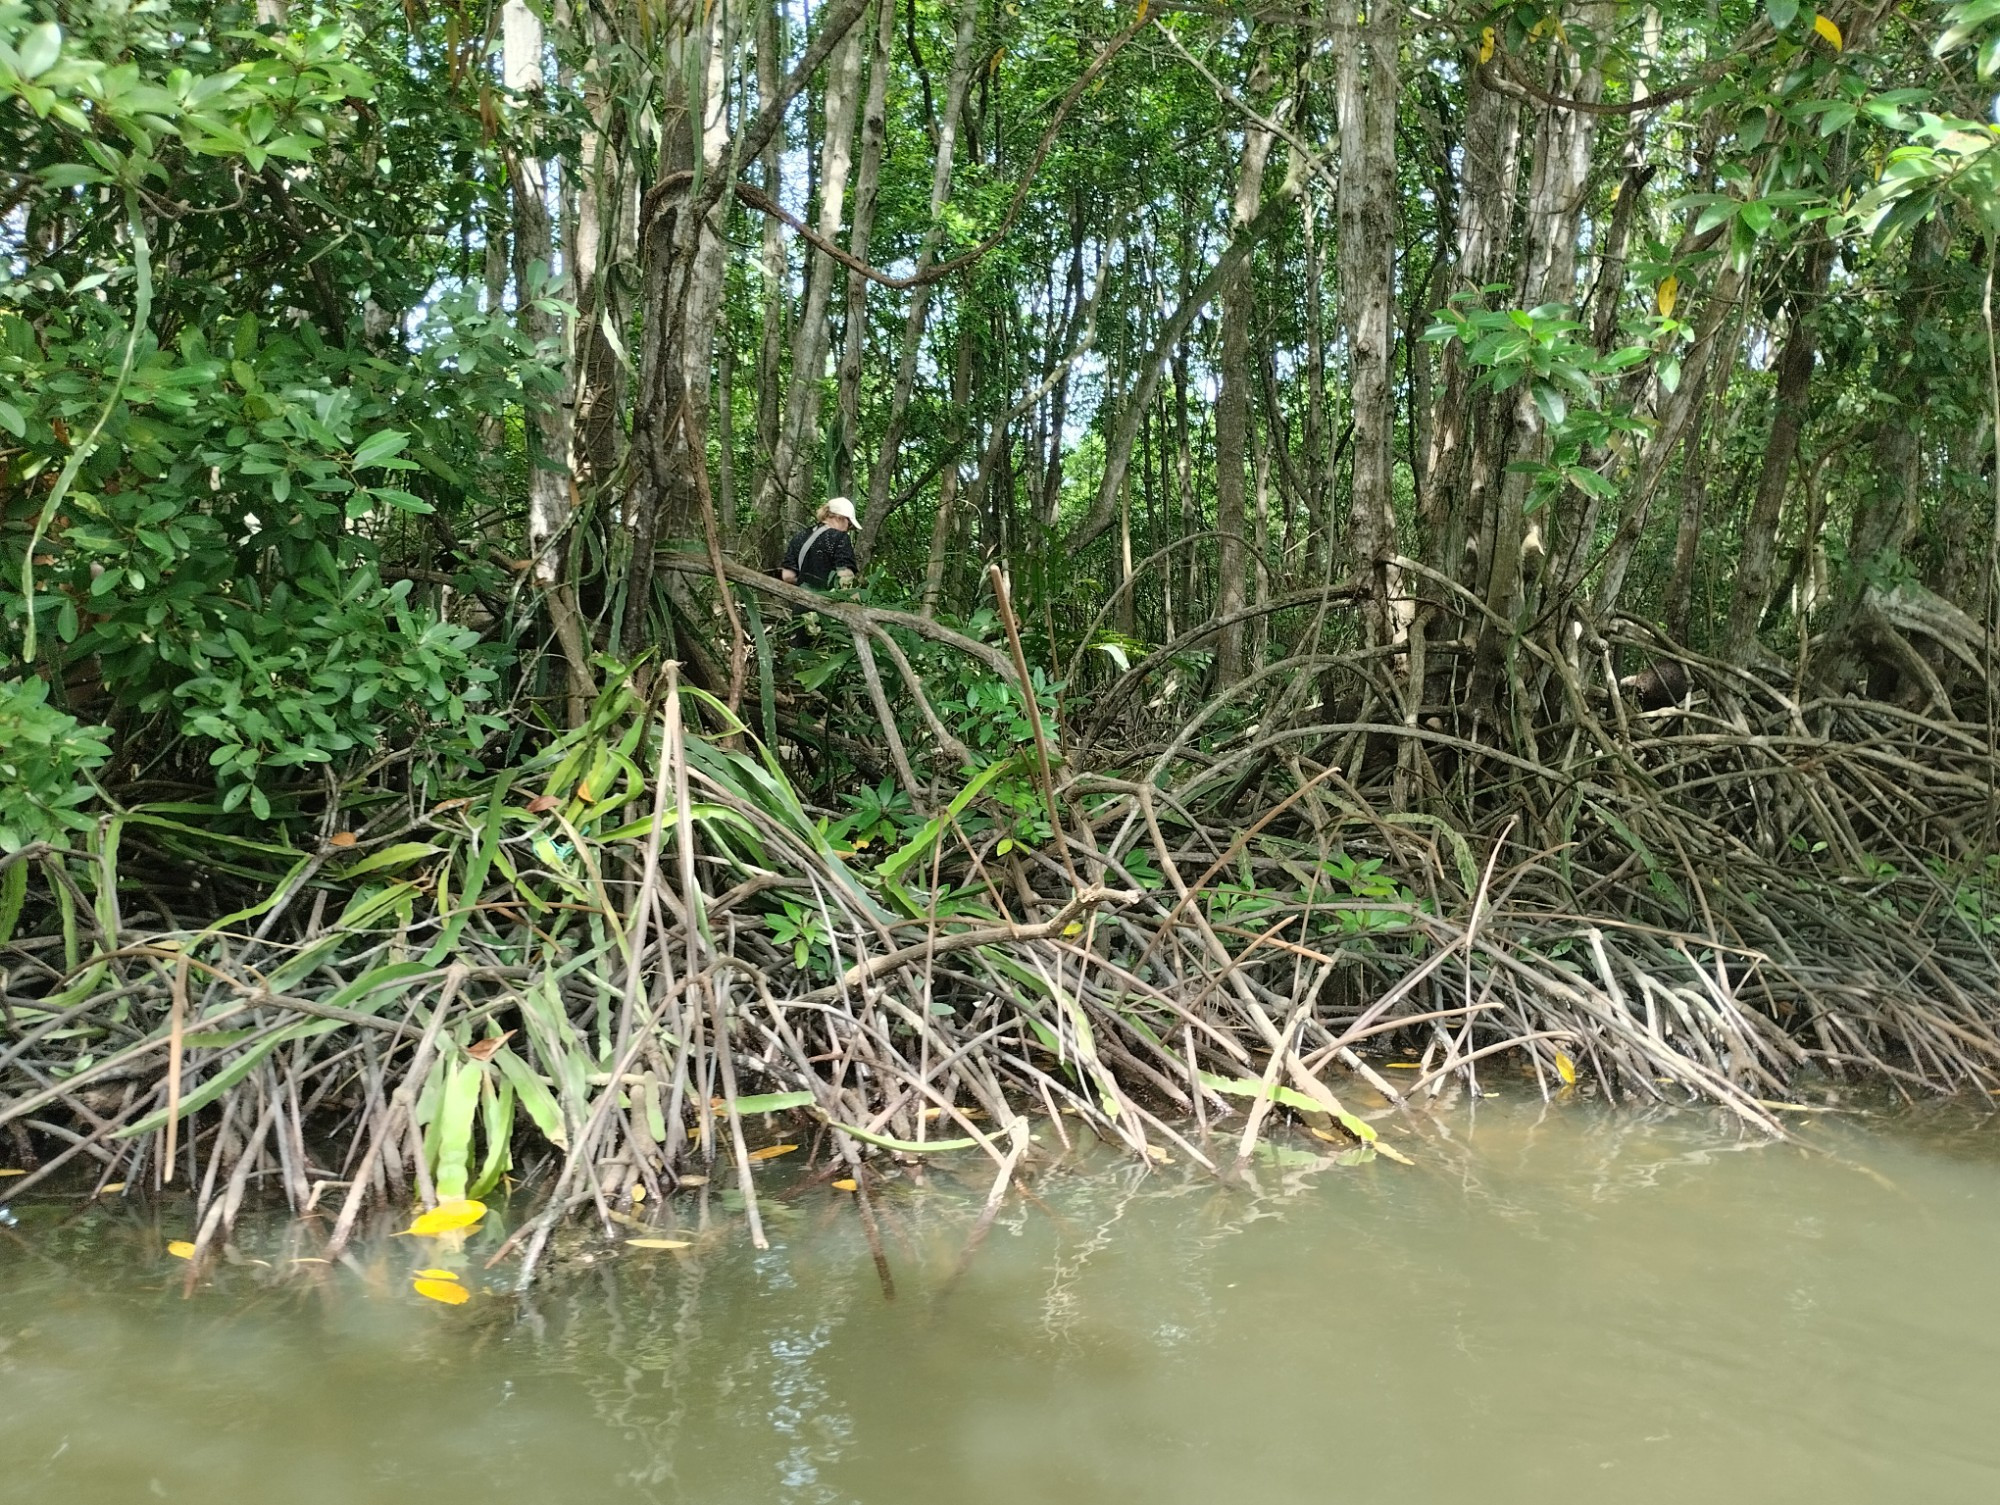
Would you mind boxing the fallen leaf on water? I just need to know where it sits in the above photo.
[1554,1051,1578,1086]
[290,1258,328,1265]
[166,1241,197,1259]
[1308,1126,1343,1144]
[414,1268,461,1281]
[465,1030,514,1062]
[0,1168,25,1176]
[398,1199,487,1237]
[328,831,358,848]
[677,1175,708,1187]
[626,1238,692,1250]
[98,1183,127,1195]
[629,1184,647,1204]
[1144,1145,1172,1163]
[1383,1062,1423,1070]
[747,1144,797,1161]
[606,1210,648,1229]
[832,1179,858,1192]
[413,1277,470,1305]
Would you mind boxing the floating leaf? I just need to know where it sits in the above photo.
[1812,12,1842,48]
[413,1267,460,1281]
[413,1277,471,1305]
[166,1240,197,1260]
[626,1238,692,1250]
[630,1184,647,1204]
[747,1144,798,1161]
[0,1168,25,1177]
[399,1198,487,1237]
[1656,274,1679,318]
[677,1174,709,1187]
[1555,1051,1578,1086]
[98,1182,126,1195]
[832,1179,858,1191]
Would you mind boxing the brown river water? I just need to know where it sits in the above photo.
[2,1092,1997,1503]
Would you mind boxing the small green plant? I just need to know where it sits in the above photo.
[0,677,109,850]
[766,896,833,975]
[828,777,919,854]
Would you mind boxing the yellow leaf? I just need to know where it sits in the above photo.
[832,1179,858,1191]
[1144,1144,1171,1163]
[1061,921,1083,938]
[747,1144,797,1161]
[625,1238,692,1250]
[0,1168,25,1176]
[166,1240,197,1260]
[1812,12,1842,48]
[630,1184,647,1204]
[1555,1051,1578,1086]
[1308,1126,1341,1143]
[1383,1061,1423,1070]
[1374,1141,1416,1167]
[400,1198,487,1237]
[413,1277,471,1305]
[98,1182,127,1195]
[1478,25,1495,63]
[1656,274,1680,318]
[413,1267,461,1281]
[1135,0,1148,23]
[677,1174,709,1187]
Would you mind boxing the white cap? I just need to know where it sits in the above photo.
[824,496,858,522]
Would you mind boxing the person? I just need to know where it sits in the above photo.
[779,497,860,590]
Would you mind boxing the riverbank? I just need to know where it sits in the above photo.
[7,644,2000,1283]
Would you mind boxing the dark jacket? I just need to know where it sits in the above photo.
[781,523,859,589]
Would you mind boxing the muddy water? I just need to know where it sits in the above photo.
[3,1096,1998,1504]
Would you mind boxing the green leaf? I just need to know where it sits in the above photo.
[340,841,442,877]
[1766,0,1799,30]
[17,22,62,78]
[732,1091,817,1114]
[832,1121,984,1154]
[431,1057,483,1203]
[351,429,410,468]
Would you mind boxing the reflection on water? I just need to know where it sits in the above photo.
[4,1094,2000,1504]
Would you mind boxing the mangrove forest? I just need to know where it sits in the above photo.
[7,0,2000,1279]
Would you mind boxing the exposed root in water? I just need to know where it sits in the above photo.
[7,600,2000,1282]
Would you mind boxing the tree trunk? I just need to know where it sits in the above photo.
[755,17,865,534]
[1337,0,1401,646]
[623,0,872,655]
[833,0,898,500]
[1725,235,1833,663]
[859,0,982,563]
[752,0,788,528]
[1213,49,1274,688]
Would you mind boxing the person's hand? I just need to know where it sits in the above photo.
[780,568,798,584]
[833,569,856,589]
